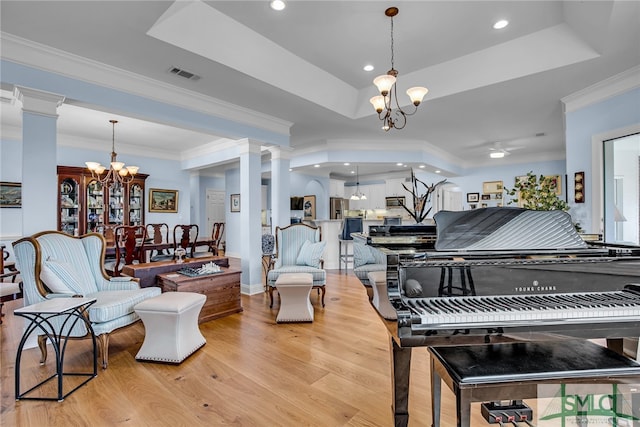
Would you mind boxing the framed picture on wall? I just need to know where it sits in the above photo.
[303,195,316,220]
[0,182,21,208]
[545,175,562,195]
[149,188,178,213]
[466,193,479,203]
[482,180,503,194]
[230,194,240,212]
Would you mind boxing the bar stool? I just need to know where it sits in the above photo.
[338,217,363,271]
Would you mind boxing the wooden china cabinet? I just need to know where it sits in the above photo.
[57,166,148,236]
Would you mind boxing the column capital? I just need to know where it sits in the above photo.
[268,146,294,160]
[14,86,65,117]
[237,138,262,155]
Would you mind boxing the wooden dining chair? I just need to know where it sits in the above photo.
[208,222,225,255]
[106,225,147,276]
[173,224,199,259]
[146,223,173,262]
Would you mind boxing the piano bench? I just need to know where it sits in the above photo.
[429,340,640,427]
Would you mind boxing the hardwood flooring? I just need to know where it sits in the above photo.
[1,263,492,426]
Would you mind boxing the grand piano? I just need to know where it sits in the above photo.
[365,207,640,426]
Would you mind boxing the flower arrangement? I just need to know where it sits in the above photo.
[399,169,447,223]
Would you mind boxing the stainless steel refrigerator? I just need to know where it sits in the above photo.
[330,197,349,219]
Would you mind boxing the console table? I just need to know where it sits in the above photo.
[122,255,229,287]
[14,298,97,401]
[157,268,242,323]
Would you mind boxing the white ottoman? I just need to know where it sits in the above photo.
[275,273,314,323]
[368,271,397,320]
[134,292,206,363]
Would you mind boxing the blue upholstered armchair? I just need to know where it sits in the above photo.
[266,223,326,307]
[13,231,161,369]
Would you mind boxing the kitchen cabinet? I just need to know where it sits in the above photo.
[57,166,148,236]
[329,179,345,198]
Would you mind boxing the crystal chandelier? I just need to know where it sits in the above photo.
[370,7,428,131]
[350,166,367,200]
[85,120,139,188]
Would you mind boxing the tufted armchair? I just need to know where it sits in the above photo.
[267,223,326,307]
[13,231,161,369]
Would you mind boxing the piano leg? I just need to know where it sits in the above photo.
[391,337,412,427]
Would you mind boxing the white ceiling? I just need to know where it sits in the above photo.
[1,1,639,179]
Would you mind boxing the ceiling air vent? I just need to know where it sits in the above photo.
[168,66,200,81]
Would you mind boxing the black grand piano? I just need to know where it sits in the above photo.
[365,207,640,426]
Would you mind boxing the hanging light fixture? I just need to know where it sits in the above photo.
[85,120,139,188]
[350,166,367,200]
[370,7,428,131]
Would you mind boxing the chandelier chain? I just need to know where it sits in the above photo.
[390,14,394,71]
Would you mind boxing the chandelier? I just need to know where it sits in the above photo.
[350,166,367,200]
[85,120,139,188]
[370,7,428,131]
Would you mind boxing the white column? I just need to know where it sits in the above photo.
[269,146,292,230]
[238,139,263,294]
[14,86,65,236]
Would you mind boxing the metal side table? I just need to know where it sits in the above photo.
[15,297,97,402]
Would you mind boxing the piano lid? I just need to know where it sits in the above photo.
[433,207,587,251]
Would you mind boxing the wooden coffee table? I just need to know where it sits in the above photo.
[157,268,242,323]
[122,256,229,288]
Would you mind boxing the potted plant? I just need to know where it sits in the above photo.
[399,169,447,223]
[505,171,581,231]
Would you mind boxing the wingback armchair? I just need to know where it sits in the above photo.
[266,223,326,307]
[13,231,161,369]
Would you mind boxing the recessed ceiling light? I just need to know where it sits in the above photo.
[351,170,355,174]
[435,170,441,174]
[270,1,286,11]
[344,162,350,166]
[314,164,320,168]
[490,151,505,158]
[289,168,292,172]
[419,165,425,168]
[363,64,374,72]
[396,162,403,166]
[493,19,509,30]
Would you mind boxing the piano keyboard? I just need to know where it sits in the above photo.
[406,290,640,329]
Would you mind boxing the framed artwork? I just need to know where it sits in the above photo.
[466,192,479,203]
[545,175,562,195]
[574,171,585,203]
[482,180,503,194]
[149,188,178,213]
[230,194,240,212]
[481,194,491,201]
[0,182,21,208]
[303,195,316,220]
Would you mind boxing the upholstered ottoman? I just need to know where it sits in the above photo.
[134,292,206,363]
[275,273,314,323]
[367,271,397,320]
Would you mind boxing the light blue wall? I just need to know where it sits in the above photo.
[566,88,640,232]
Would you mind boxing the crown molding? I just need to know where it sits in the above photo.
[561,65,640,113]
[1,32,293,136]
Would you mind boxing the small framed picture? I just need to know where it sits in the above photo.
[481,194,491,201]
[0,182,22,208]
[482,180,504,194]
[481,203,488,208]
[230,194,240,212]
[303,195,316,220]
[149,188,178,213]
[466,193,479,203]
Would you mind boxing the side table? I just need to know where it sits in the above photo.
[14,297,98,402]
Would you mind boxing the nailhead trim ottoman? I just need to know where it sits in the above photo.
[274,273,314,323]
[134,292,206,363]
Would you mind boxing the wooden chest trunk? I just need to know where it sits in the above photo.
[157,268,243,323]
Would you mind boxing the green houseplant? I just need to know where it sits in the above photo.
[504,171,568,211]
[399,169,447,223]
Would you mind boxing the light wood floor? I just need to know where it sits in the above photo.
[1,263,494,427]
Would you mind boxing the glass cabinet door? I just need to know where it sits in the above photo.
[129,183,143,225]
[108,183,124,226]
[86,180,104,233]
[60,178,80,236]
